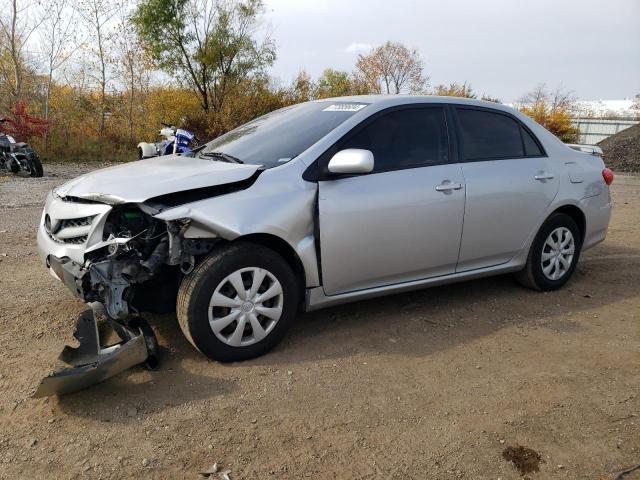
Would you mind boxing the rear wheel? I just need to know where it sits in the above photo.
[15,148,43,177]
[177,242,300,362]
[516,213,582,291]
[25,149,43,177]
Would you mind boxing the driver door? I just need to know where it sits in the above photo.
[317,106,466,295]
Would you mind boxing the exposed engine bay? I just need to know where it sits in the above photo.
[49,203,217,319]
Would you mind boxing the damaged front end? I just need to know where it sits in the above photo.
[61,205,194,319]
[36,199,215,396]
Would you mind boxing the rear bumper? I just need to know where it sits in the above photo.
[581,192,612,251]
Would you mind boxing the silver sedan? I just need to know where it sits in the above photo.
[37,96,613,362]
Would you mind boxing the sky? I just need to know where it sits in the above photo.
[262,0,640,102]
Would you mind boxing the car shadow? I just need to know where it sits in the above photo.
[55,242,640,418]
[248,242,640,366]
[56,322,235,422]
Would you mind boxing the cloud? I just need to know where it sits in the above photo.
[345,42,372,54]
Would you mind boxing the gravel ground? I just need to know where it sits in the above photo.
[0,163,639,479]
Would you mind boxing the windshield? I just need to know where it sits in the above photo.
[201,101,368,168]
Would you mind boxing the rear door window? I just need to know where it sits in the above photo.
[340,107,449,172]
[456,108,525,160]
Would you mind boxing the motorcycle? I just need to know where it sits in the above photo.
[0,118,43,177]
[137,122,197,159]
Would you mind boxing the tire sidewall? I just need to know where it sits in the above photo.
[184,244,299,362]
[530,213,582,290]
[27,151,43,177]
[15,148,43,177]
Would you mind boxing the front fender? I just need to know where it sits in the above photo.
[152,161,321,287]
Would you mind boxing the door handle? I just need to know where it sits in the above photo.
[534,172,555,181]
[435,182,463,192]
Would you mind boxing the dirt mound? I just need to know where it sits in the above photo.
[502,445,542,475]
[598,123,640,173]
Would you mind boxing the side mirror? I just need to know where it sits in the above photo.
[327,149,374,175]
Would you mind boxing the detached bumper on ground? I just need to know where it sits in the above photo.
[33,303,159,397]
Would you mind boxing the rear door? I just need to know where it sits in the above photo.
[317,106,466,295]
[453,107,560,271]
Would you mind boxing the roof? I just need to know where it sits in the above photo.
[315,94,504,108]
[312,95,517,116]
[310,94,568,154]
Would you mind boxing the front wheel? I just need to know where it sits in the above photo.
[516,213,582,291]
[177,242,300,362]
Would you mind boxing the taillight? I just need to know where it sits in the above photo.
[602,168,614,186]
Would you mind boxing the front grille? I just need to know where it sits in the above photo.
[47,215,96,244]
[59,217,93,229]
[62,235,89,244]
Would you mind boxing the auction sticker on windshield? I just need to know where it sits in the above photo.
[322,103,368,112]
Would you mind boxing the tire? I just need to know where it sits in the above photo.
[25,148,44,178]
[177,242,300,362]
[516,213,582,291]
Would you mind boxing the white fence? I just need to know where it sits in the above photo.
[572,118,639,145]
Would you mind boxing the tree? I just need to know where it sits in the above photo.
[114,5,152,143]
[632,94,640,120]
[0,99,49,141]
[433,81,477,98]
[215,77,289,136]
[517,83,579,143]
[433,82,500,102]
[289,70,314,103]
[315,68,370,98]
[480,94,501,103]
[0,0,43,103]
[76,0,119,154]
[38,0,78,151]
[355,41,427,94]
[133,0,275,113]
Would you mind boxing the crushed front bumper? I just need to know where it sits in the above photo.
[33,259,161,397]
[36,190,113,269]
[33,304,159,397]
[46,254,141,320]
[47,255,87,299]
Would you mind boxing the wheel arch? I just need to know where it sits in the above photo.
[550,204,586,244]
[231,233,307,302]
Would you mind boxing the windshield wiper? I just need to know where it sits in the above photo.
[200,151,244,164]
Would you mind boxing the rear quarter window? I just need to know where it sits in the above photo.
[456,108,524,160]
[521,126,544,156]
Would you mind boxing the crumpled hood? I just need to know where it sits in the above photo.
[55,155,262,204]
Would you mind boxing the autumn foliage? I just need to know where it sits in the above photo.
[0,0,595,163]
[0,99,49,142]
[516,84,580,143]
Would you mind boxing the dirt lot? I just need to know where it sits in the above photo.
[0,163,639,480]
